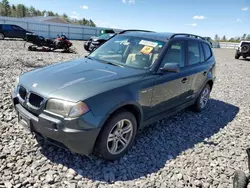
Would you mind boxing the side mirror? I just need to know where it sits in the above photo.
[161,63,180,73]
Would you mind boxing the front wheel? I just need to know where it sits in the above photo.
[233,170,248,188]
[95,111,137,161]
[192,84,211,112]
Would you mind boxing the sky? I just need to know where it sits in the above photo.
[8,0,250,39]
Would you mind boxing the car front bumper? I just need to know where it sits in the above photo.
[11,91,101,156]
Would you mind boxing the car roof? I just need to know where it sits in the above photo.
[121,32,173,42]
[121,31,207,43]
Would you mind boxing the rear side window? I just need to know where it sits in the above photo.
[2,25,12,31]
[202,42,212,61]
[187,40,200,65]
[12,25,25,31]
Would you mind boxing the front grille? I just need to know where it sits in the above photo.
[19,86,27,100]
[29,93,44,108]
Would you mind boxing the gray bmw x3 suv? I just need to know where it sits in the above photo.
[11,30,216,160]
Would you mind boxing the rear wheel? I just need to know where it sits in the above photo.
[192,84,211,112]
[233,170,248,188]
[95,111,137,161]
[0,33,4,40]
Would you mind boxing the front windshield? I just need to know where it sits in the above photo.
[89,35,165,69]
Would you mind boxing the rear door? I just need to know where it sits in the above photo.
[149,40,192,117]
[186,40,213,98]
[1,24,14,37]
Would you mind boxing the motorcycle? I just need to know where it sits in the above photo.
[24,33,76,53]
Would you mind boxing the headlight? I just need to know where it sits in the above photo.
[46,99,89,118]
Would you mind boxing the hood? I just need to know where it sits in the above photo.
[19,58,146,102]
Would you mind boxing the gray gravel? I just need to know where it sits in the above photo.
[0,39,250,188]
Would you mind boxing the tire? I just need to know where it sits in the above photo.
[0,33,4,40]
[235,51,240,59]
[243,56,247,59]
[94,111,137,161]
[241,45,250,53]
[233,170,248,188]
[192,84,211,112]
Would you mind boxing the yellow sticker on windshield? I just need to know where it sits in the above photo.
[140,46,153,54]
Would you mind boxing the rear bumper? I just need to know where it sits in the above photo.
[12,92,101,156]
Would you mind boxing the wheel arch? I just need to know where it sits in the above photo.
[207,79,214,91]
[93,101,143,154]
[99,101,143,130]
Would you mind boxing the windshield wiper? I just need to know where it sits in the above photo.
[105,61,124,67]
[86,56,124,67]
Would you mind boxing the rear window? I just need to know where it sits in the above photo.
[202,42,212,61]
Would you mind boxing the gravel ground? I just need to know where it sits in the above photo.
[0,39,250,188]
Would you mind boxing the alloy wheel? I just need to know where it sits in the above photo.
[199,87,210,109]
[0,33,4,40]
[107,119,133,155]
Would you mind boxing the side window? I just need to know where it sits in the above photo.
[160,41,185,68]
[2,25,12,31]
[187,40,200,65]
[12,25,24,31]
[202,42,212,61]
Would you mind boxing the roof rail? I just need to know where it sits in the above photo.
[169,33,206,41]
[119,29,154,34]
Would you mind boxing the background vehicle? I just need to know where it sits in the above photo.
[84,33,115,52]
[99,29,115,36]
[0,24,32,40]
[25,33,75,53]
[235,41,250,59]
[11,30,216,161]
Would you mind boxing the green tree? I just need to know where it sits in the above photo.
[214,34,220,41]
[16,4,26,17]
[10,4,16,17]
[246,34,250,41]
[61,13,69,22]
[242,33,247,40]
[47,11,54,16]
[29,6,37,16]
[222,35,227,42]
[82,18,88,25]
[0,0,11,16]
[89,19,96,27]
[36,9,42,16]
[228,38,235,42]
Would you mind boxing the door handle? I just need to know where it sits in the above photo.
[181,78,188,83]
[203,71,207,76]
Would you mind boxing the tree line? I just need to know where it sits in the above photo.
[0,0,96,27]
[214,34,250,42]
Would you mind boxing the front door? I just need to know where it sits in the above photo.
[11,25,27,38]
[149,40,192,117]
